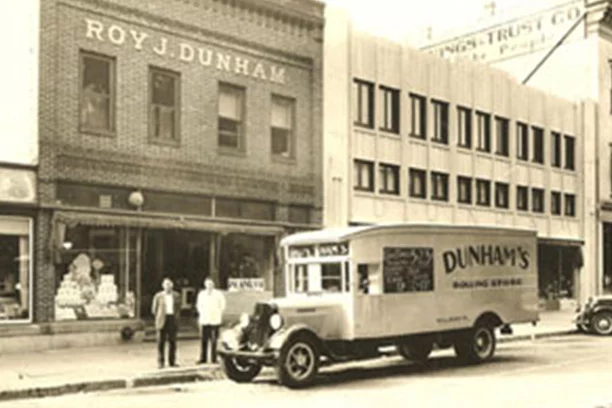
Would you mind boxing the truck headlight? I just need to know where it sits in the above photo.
[239,313,250,329]
[221,329,239,350]
[269,313,284,331]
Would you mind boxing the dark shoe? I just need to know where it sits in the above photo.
[158,363,164,369]
[170,363,179,367]
[195,360,206,365]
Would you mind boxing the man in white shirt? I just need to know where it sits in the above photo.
[151,278,181,368]
[196,277,226,364]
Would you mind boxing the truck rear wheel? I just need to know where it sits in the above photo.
[277,334,320,389]
[454,325,496,363]
[221,356,262,383]
[397,339,433,362]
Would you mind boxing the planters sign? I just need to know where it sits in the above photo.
[422,1,584,63]
[84,19,286,84]
[442,245,530,274]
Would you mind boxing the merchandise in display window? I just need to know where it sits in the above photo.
[0,217,31,322]
[219,234,274,292]
[55,226,136,321]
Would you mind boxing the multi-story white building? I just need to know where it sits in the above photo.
[324,6,593,307]
[419,0,612,298]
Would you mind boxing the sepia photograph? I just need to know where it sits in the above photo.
[0,0,610,406]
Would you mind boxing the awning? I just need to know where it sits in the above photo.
[51,210,285,236]
[537,237,584,247]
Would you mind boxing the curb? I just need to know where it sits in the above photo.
[497,329,577,343]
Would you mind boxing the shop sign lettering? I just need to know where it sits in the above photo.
[228,278,265,292]
[0,168,36,204]
[84,18,286,84]
[443,245,530,274]
[452,278,524,289]
[423,1,583,63]
[318,242,349,256]
[289,245,315,259]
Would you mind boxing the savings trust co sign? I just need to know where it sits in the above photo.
[84,18,287,84]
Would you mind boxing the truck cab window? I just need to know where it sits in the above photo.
[321,263,342,292]
[358,264,369,294]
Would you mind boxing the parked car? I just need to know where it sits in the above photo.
[574,295,612,335]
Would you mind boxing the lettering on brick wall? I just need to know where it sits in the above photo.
[85,18,286,84]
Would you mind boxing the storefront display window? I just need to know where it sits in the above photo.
[219,234,274,292]
[0,217,31,322]
[55,226,136,321]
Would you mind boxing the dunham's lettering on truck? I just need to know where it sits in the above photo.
[442,245,530,274]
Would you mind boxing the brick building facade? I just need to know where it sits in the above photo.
[2,0,324,351]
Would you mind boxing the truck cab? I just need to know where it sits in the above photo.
[218,223,539,388]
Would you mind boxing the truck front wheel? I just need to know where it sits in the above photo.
[454,325,496,364]
[277,334,320,388]
[397,339,433,363]
[591,312,612,335]
[221,356,262,383]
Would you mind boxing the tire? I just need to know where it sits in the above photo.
[454,325,496,364]
[221,356,262,383]
[576,323,590,334]
[277,334,320,389]
[397,339,433,362]
[590,312,612,336]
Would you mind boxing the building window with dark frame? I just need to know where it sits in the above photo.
[564,135,575,171]
[517,186,529,211]
[218,82,245,150]
[379,86,400,134]
[431,171,449,201]
[495,182,509,209]
[457,176,472,204]
[551,191,562,215]
[476,179,491,206]
[565,193,576,217]
[270,95,295,158]
[353,79,374,129]
[517,122,529,160]
[476,111,491,152]
[80,51,115,134]
[431,100,449,144]
[353,159,374,192]
[457,106,472,149]
[149,67,180,142]
[551,132,562,168]
[532,126,544,164]
[494,116,509,157]
[409,93,426,139]
[379,163,400,195]
[409,168,427,199]
[532,188,545,213]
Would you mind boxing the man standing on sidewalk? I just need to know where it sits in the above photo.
[196,277,226,364]
[152,277,181,369]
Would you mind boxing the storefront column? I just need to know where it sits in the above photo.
[210,233,222,286]
[135,228,142,318]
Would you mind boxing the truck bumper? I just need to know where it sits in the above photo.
[217,349,279,366]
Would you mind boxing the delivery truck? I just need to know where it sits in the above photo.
[218,223,539,388]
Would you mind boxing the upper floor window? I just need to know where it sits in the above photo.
[457,176,472,204]
[565,193,576,217]
[550,132,561,167]
[431,100,449,144]
[476,179,491,206]
[380,86,400,134]
[353,79,374,129]
[80,51,115,134]
[218,83,245,150]
[494,116,509,157]
[270,95,295,158]
[517,185,529,211]
[495,182,509,209]
[409,93,427,139]
[532,126,544,164]
[431,171,449,201]
[532,188,545,213]
[457,106,472,149]
[517,122,529,160]
[409,168,427,199]
[476,111,491,152]
[564,135,575,170]
[354,159,374,192]
[379,163,400,195]
[149,67,180,143]
[551,191,562,215]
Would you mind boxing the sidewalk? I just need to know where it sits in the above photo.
[0,309,578,402]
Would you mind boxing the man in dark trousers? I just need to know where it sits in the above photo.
[151,277,181,368]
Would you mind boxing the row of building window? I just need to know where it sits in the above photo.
[80,51,296,158]
[353,79,576,170]
[354,159,576,216]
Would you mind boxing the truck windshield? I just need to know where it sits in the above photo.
[292,262,349,294]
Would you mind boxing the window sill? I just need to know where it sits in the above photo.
[354,188,375,195]
[271,155,297,165]
[380,131,401,140]
[475,149,492,157]
[148,138,181,147]
[354,127,377,137]
[431,142,450,151]
[218,147,247,157]
[494,153,510,160]
[409,134,427,142]
[457,144,472,151]
[354,122,375,131]
[80,128,116,138]
[379,128,399,136]
[378,191,401,196]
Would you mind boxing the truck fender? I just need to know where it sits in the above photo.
[267,324,320,351]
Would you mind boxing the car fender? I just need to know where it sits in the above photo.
[592,304,612,316]
[267,323,320,351]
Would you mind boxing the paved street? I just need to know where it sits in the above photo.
[4,334,612,408]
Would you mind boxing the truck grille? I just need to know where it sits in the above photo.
[244,303,275,348]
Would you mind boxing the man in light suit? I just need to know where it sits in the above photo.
[195,277,226,364]
[151,277,181,368]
